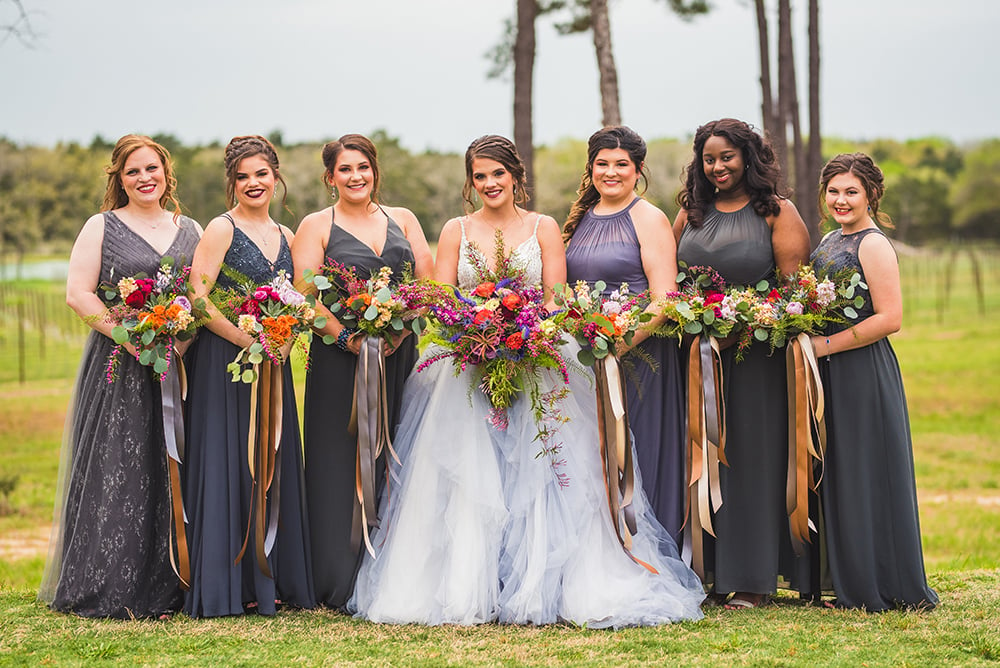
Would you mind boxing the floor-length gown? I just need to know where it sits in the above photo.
[565,198,686,540]
[304,211,417,609]
[183,218,314,618]
[677,203,808,594]
[812,228,937,611]
[351,218,705,627]
[39,212,199,619]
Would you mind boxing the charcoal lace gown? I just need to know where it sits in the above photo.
[350,218,705,627]
[304,211,417,609]
[39,211,199,619]
[182,219,314,618]
[811,228,938,611]
[565,198,686,540]
[677,202,808,595]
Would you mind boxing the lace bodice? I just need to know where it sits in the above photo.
[457,216,543,290]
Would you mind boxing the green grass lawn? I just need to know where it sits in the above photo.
[1,248,998,665]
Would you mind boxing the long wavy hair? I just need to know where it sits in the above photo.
[101,134,181,215]
[676,118,787,227]
[461,135,528,213]
[321,133,382,204]
[818,152,893,228]
[223,135,288,210]
[563,126,648,241]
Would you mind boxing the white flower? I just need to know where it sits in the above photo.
[785,301,804,315]
[238,314,259,334]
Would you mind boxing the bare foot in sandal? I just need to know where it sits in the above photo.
[724,593,767,610]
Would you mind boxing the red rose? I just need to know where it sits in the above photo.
[704,291,724,305]
[505,331,524,350]
[473,282,495,298]
[767,289,781,302]
[473,309,494,325]
[125,289,147,308]
[254,287,271,301]
[501,292,522,310]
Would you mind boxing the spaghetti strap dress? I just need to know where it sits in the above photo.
[811,228,937,611]
[182,216,314,618]
[565,197,686,540]
[39,212,199,619]
[303,208,417,609]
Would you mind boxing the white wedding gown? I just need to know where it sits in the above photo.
[349,219,705,627]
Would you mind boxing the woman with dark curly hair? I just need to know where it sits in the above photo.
[673,118,811,609]
[811,153,937,611]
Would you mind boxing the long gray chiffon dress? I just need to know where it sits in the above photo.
[677,202,808,594]
[40,212,199,619]
[303,210,417,609]
[811,228,937,610]
[565,198,686,539]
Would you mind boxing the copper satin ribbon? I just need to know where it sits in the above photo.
[593,354,657,574]
[349,336,400,558]
[160,353,190,590]
[785,332,827,556]
[235,362,283,579]
[681,334,727,581]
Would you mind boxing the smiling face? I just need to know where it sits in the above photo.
[591,148,639,202]
[471,157,515,210]
[329,148,375,204]
[702,134,746,194]
[120,146,166,207]
[825,171,871,230]
[233,154,275,210]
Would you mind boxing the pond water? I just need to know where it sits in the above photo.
[0,260,70,282]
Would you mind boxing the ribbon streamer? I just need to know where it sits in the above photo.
[785,332,827,556]
[681,334,727,580]
[160,352,190,590]
[593,353,657,574]
[349,336,399,558]
[235,362,283,578]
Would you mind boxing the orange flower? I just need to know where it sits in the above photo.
[262,314,298,345]
[141,304,168,329]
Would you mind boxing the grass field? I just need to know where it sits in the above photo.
[1,248,998,665]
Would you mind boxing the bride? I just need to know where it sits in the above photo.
[349,135,705,627]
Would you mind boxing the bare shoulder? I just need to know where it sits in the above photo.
[298,207,333,233]
[858,229,897,260]
[383,204,417,225]
[533,213,561,235]
[630,199,671,229]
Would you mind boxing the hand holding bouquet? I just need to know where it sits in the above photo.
[103,258,205,382]
[655,264,745,342]
[553,280,652,366]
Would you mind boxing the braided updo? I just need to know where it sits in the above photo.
[461,135,528,213]
[223,135,287,209]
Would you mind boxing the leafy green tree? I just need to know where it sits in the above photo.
[950,139,1000,239]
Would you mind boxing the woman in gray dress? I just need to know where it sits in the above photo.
[673,118,811,609]
[810,153,937,610]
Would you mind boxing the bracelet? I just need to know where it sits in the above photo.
[825,337,831,361]
[335,328,351,352]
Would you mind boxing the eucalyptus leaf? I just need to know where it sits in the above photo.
[754,327,769,341]
[241,369,257,383]
[594,337,608,350]
[112,325,129,344]
[364,303,380,320]
[139,348,153,365]
[844,306,858,319]
[141,329,156,345]
[153,357,169,374]
[248,351,263,365]
[577,348,596,367]
[684,321,703,334]
[322,334,336,345]
[756,279,770,292]
[375,287,392,303]
[314,315,327,328]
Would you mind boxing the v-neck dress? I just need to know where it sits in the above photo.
[182,217,314,618]
[303,210,417,609]
[40,211,199,618]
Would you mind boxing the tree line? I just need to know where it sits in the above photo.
[1,131,997,268]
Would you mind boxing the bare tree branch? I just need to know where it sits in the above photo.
[0,0,41,48]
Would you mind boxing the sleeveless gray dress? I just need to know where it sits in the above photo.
[677,203,808,594]
[812,228,937,610]
[41,212,199,618]
[303,209,417,609]
[565,198,685,539]
[183,218,314,617]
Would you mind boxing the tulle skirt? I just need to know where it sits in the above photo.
[350,343,705,627]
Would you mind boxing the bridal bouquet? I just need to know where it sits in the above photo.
[211,268,316,383]
[738,265,866,353]
[553,280,652,366]
[103,258,205,382]
[306,260,428,342]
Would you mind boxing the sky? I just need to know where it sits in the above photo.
[0,0,996,154]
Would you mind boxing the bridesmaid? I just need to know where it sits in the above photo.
[811,153,937,611]
[184,135,314,617]
[292,133,433,609]
[673,118,810,609]
[563,126,685,540]
[39,135,201,618]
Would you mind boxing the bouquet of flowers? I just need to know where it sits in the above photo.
[306,260,428,343]
[738,265,866,353]
[211,268,316,383]
[103,258,204,382]
[655,264,746,342]
[553,280,652,366]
